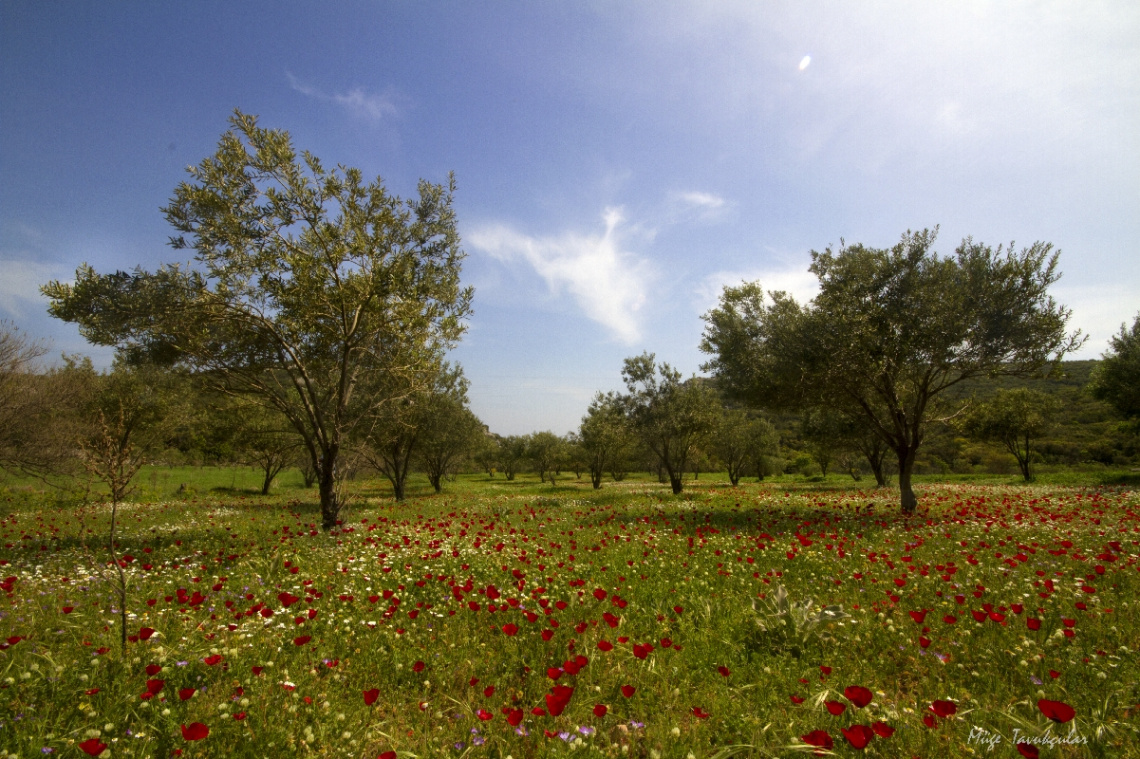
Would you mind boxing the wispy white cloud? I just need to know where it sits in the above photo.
[469,208,653,343]
[287,73,400,122]
[665,190,732,225]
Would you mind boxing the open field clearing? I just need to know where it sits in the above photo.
[1,477,1137,758]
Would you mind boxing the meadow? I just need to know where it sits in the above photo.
[1,470,1137,758]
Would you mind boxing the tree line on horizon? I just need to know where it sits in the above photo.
[1,110,1137,522]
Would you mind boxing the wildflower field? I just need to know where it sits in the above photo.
[1,474,1138,758]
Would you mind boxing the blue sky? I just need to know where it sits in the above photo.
[3,2,1138,436]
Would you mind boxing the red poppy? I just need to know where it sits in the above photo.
[547,667,562,680]
[363,688,380,705]
[181,722,209,741]
[412,660,425,673]
[908,610,928,624]
[1048,669,1061,679]
[819,665,832,675]
[843,686,873,708]
[278,592,300,607]
[801,730,833,751]
[593,704,608,717]
[1016,743,1040,759]
[146,664,162,676]
[790,694,805,704]
[179,688,195,701]
[593,588,608,601]
[923,714,937,728]
[602,612,620,628]
[62,606,75,614]
[717,666,731,677]
[871,721,895,738]
[233,711,246,720]
[1037,699,1075,723]
[545,684,574,716]
[1027,618,1041,631]
[825,700,846,715]
[597,640,613,651]
[507,708,524,726]
[620,684,635,698]
[691,706,710,719]
[203,654,223,666]
[251,666,264,676]
[841,724,874,749]
[930,700,957,718]
[292,635,311,646]
[79,738,108,756]
[379,752,397,759]
[138,627,155,641]
[502,623,518,636]
[477,709,493,721]
[145,678,164,695]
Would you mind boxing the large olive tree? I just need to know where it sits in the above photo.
[44,111,472,529]
[701,228,1082,512]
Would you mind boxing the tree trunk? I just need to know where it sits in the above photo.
[1019,433,1032,481]
[318,451,340,530]
[897,447,918,514]
[429,473,443,493]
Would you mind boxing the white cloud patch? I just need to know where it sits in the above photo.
[287,73,400,122]
[695,267,820,314]
[469,208,653,343]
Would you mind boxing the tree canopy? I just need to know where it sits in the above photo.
[619,353,720,494]
[701,228,1083,511]
[1090,313,1140,423]
[961,388,1060,481]
[43,110,472,528]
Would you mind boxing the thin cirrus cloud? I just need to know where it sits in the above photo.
[468,208,653,343]
[286,73,400,122]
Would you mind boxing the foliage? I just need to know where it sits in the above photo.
[961,388,1061,481]
[579,392,637,489]
[0,323,95,479]
[744,585,850,659]
[1090,312,1140,423]
[526,431,564,484]
[416,391,486,494]
[619,353,721,494]
[701,228,1083,512]
[43,110,472,529]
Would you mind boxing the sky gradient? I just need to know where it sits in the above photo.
[3,1,1138,436]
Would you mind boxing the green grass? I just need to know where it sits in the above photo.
[0,470,1137,757]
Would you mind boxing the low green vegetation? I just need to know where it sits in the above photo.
[1,472,1137,757]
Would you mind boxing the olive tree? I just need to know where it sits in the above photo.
[43,111,472,529]
[962,388,1061,481]
[702,228,1082,512]
[1090,313,1140,423]
[619,353,720,494]
[579,391,636,489]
